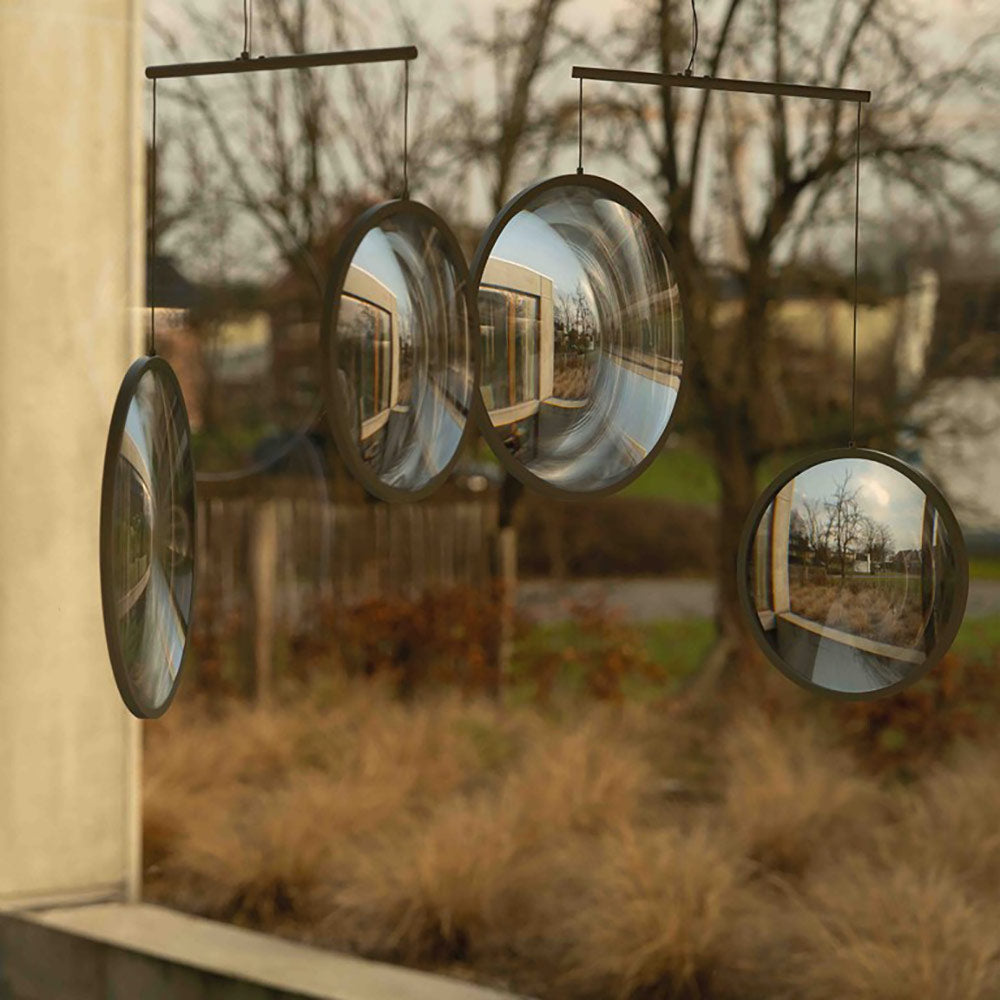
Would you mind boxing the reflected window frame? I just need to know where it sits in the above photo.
[469,172,689,499]
[320,198,479,503]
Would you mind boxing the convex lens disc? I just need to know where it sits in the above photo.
[738,449,968,698]
[322,200,476,501]
[471,174,685,497]
[100,355,196,718]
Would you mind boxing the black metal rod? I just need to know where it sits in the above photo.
[572,65,871,103]
[147,45,418,80]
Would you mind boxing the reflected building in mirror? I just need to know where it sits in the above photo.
[327,202,474,499]
[474,178,685,495]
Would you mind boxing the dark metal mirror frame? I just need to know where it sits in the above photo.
[469,172,691,500]
[320,198,480,503]
[99,354,197,719]
[736,446,969,700]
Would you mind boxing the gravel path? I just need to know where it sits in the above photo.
[517,577,1000,623]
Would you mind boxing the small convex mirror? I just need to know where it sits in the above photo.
[471,174,685,497]
[322,200,475,501]
[100,355,196,718]
[738,449,968,698]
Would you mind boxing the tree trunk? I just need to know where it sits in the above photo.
[681,407,760,701]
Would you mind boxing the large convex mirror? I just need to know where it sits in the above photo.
[739,450,968,697]
[472,174,684,496]
[101,356,196,718]
[322,200,475,501]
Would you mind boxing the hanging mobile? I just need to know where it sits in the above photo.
[101,1,426,715]
[321,60,478,502]
[736,103,969,698]
[100,74,196,719]
[470,72,686,498]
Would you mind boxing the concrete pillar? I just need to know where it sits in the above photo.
[0,0,143,906]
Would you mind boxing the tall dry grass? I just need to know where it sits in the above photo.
[145,674,1000,1000]
[722,712,883,874]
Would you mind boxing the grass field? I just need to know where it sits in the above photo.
[621,446,720,504]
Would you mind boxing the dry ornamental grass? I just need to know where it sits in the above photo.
[145,665,1000,1000]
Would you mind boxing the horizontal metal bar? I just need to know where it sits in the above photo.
[146,46,418,81]
[572,66,871,103]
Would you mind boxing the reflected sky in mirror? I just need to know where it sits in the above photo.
[747,456,960,695]
[478,182,684,494]
[109,363,195,715]
[332,209,472,495]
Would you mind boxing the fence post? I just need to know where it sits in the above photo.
[250,498,279,703]
[497,525,518,694]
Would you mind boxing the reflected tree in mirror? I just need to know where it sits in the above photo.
[740,451,968,698]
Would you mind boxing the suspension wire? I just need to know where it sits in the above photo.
[148,78,157,357]
[242,0,252,58]
[849,101,861,447]
[684,0,699,76]
[577,76,584,174]
[403,59,410,198]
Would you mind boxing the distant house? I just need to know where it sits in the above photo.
[147,254,205,430]
[896,269,1000,551]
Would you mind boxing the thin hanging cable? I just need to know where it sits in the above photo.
[684,0,699,76]
[148,78,157,357]
[849,101,861,447]
[577,76,584,174]
[402,60,410,198]
[241,0,252,58]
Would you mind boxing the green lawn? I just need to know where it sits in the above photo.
[952,613,1000,663]
[970,556,1000,581]
[623,447,720,504]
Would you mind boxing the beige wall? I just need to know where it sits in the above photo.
[0,0,142,905]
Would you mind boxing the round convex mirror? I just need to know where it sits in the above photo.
[738,449,968,698]
[471,174,685,496]
[321,200,476,501]
[100,356,196,718]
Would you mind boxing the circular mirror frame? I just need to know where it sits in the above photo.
[736,446,969,700]
[320,198,479,503]
[469,172,690,500]
[100,354,197,719]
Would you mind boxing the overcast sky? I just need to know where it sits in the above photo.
[145,0,1000,280]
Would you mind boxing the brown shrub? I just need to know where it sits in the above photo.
[885,739,1000,895]
[330,795,523,964]
[551,824,745,1000]
[722,713,881,875]
[836,653,984,775]
[731,857,1000,1000]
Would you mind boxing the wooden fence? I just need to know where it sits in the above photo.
[195,490,499,631]
[190,481,502,698]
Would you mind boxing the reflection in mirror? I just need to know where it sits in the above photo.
[102,357,195,718]
[327,203,473,498]
[744,454,965,696]
[475,177,684,494]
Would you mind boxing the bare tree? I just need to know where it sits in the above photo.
[573,0,1000,680]
[801,496,830,567]
[149,0,450,273]
[450,0,574,215]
